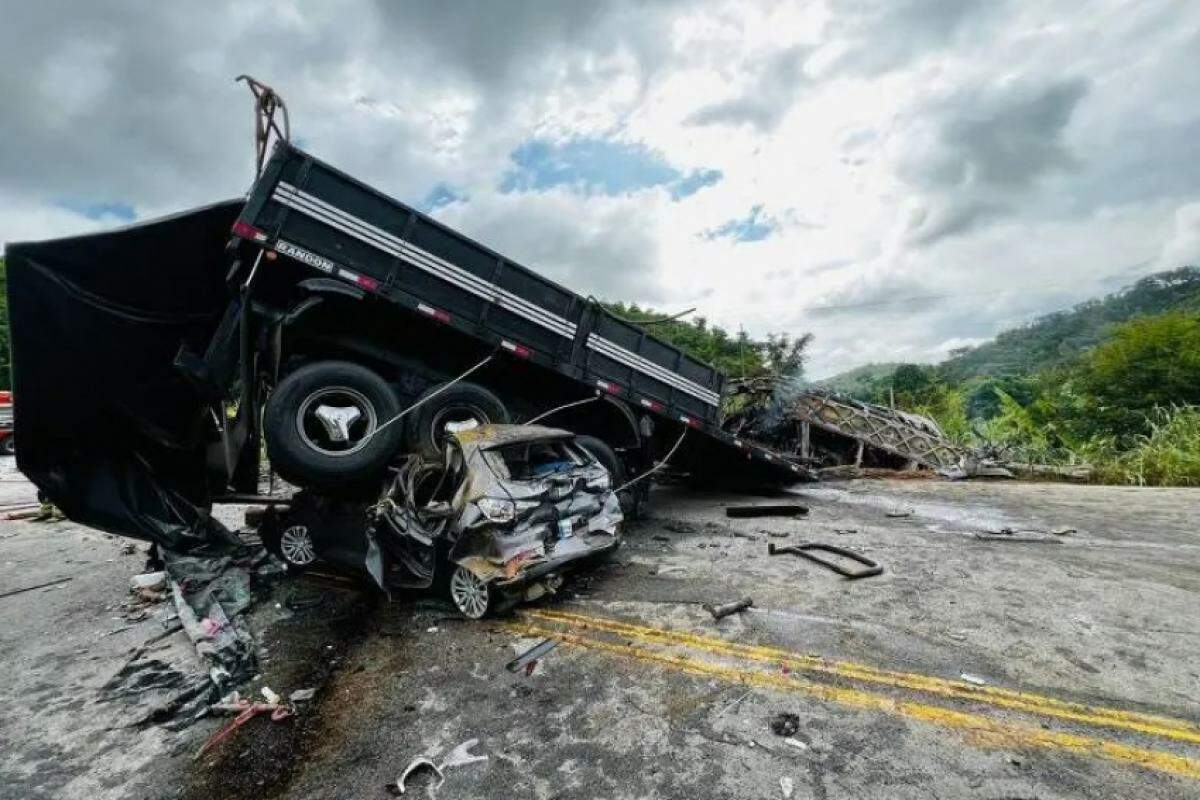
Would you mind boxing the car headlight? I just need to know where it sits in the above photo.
[476,497,539,523]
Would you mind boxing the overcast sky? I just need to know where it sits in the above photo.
[3,0,1198,378]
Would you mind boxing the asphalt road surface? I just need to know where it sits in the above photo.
[2,463,1198,799]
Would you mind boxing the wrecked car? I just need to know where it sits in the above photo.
[258,424,623,617]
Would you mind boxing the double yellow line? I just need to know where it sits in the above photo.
[511,608,1200,781]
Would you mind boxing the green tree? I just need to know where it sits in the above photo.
[1073,310,1200,440]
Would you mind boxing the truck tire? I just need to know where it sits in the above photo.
[575,434,643,517]
[264,360,403,490]
[405,381,509,459]
[574,435,624,485]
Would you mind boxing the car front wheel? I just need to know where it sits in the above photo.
[448,564,492,619]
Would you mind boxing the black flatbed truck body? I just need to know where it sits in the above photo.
[234,144,805,483]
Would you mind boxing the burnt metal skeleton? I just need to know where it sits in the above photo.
[260,424,622,618]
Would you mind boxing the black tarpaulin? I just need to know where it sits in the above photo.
[6,200,243,548]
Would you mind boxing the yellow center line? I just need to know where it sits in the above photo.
[524,608,1200,746]
[508,620,1200,782]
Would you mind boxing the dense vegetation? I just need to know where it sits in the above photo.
[602,301,811,381]
[822,267,1200,485]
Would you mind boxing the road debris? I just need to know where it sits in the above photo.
[0,576,72,600]
[780,776,795,799]
[886,508,913,518]
[440,738,489,769]
[195,698,291,759]
[1051,526,1076,536]
[770,712,800,736]
[289,687,317,702]
[394,757,445,795]
[768,542,883,580]
[129,571,167,592]
[702,597,754,620]
[726,504,808,519]
[783,737,808,751]
[506,638,559,673]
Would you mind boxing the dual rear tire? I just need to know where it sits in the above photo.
[263,359,509,490]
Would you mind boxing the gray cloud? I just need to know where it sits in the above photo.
[902,77,1089,192]
[893,75,1089,246]
[823,0,1006,76]
[804,273,946,318]
[432,191,665,303]
[685,46,810,132]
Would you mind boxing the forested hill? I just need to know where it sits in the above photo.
[816,362,902,395]
[938,267,1200,382]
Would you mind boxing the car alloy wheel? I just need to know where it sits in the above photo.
[279,524,317,567]
[449,564,491,619]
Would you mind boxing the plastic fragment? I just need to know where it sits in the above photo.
[396,757,444,794]
[440,738,488,770]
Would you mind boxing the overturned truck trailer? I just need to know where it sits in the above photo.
[6,143,806,550]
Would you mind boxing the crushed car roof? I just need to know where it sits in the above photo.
[450,423,574,453]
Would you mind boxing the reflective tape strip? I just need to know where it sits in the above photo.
[272,184,577,339]
[586,334,720,406]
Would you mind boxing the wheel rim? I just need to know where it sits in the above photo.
[449,565,490,619]
[279,525,317,566]
[296,386,378,457]
[428,404,490,451]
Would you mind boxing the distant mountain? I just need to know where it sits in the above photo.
[815,362,903,397]
[938,267,1200,382]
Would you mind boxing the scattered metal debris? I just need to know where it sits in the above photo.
[726,505,808,519]
[440,738,489,769]
[703,597,754,620]
[768,542,883,580]
[506,638,559,673]
[394,757,445,794]
[0,576,72,601]
[770,712,800,736]
[973,531,1061,544]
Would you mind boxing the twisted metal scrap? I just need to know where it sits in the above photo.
[236,75,290,177]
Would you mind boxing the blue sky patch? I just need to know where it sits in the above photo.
[420,183,467,213]
[703,205,779,243]
[670,168,723,200]
[500,137,721,199]
[57,198,136,222]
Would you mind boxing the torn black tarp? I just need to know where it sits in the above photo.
[99,539,283,730]
[6,201,242,548]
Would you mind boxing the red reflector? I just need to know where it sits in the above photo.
[597,380,622,395]
[679,415,700,428]
[231,220,264,241]
[639,398,662,411]
[355,274,379,291]
[501,340,532,359]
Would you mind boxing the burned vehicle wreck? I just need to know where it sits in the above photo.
[260,424,622,617]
